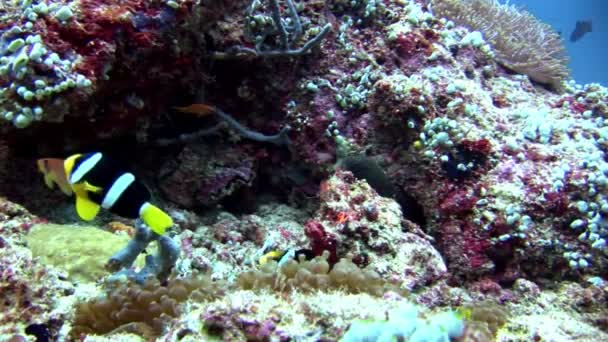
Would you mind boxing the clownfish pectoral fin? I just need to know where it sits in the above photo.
[75,196,101,221]
[83,181,103,194]
[139,202,173,235]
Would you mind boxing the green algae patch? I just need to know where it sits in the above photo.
[26,223,145,283]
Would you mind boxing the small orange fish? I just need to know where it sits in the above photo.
[173,104,216,117]
[37,158,73,196]
[336,212,349,224]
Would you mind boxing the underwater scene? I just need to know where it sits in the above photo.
[0,0,607,341]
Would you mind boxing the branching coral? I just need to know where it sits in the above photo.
[214,0,331,58]
[106,220,180,285]
[154,105,291,146]
[431,0,569,91]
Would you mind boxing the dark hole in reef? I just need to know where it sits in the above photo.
[441,144,487,181]
[340,155,427,227]
[219,149,320,215]
[393,57,401,68]
[464,66,475,79]
[220,186,259,214]
[203,33,216,51]
[396,191,427,227]
[449,45,459,56]
[25,323,50,342]
[486,242,514,275]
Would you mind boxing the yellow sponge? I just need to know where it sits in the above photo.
[26,223,147,283]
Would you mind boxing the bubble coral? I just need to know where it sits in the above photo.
[237,251,404,296]
[70,276,223,339]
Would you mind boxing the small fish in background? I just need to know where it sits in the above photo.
[173,103,216,117]
[37,152,173,235]
[570,20,592,42]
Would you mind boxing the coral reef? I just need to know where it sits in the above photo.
[0,237,70,338]
[430,0,569,90]
[0,0,607,341]
[306,170,447,290]
[0,198,72,341]
[0,0,202,132]
[158,144,257,208]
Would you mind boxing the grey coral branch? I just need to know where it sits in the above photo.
[213,23,331,59]
[153,107,291,146]
[268,0,289,49]
[212,106,291,145]
[213,0,331,59]
[153,123,224,146]
[106,220,180,284]
[284,0,302,44]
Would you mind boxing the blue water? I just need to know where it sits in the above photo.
[505,0,608,86]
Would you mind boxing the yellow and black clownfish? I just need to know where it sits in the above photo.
[40,152,173,235]
[259,248,316,266]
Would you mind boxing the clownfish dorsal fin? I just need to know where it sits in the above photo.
[63,154,82,182]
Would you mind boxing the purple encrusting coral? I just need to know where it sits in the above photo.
[0,0,608,341]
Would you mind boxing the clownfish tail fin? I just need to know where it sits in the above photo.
[140,202,173,235]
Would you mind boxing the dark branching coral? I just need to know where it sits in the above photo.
[154,106,291,147]
[70,277,223,339]
[214,0,331,59]
[237,251,403,296]
[431,0,569,91]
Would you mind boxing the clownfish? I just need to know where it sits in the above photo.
[37,152,173,235]
[259,248,316,266]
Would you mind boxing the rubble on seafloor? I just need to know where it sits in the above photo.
[0,0,607,341]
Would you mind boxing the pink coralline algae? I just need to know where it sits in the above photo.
[0,198,71,339]
[202,306,287,342]
[306,170,447,289]
[304,219,338,264]
[159,144,257,208]
[0,0,206,136]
